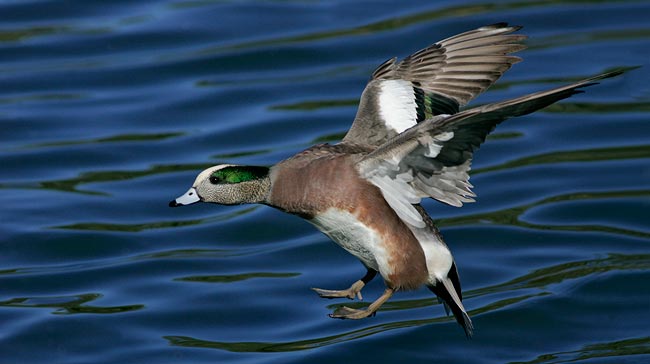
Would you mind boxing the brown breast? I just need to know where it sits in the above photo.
[268,144,429,290]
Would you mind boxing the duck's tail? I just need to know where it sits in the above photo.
[428,262,474,338]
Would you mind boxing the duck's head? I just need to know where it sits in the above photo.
[169,164,271,207]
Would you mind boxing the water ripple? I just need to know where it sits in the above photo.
[511,336,650,364]
[175,272,300,284]
[0,293,144,315]
[163,252,649,353]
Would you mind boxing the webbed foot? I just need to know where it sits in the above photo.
[327,288,394,320]
[329,305,376,319]
[312,280,365,300]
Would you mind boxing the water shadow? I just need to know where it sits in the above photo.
[193,0,640,54]
[0,25,71,43]
[511,336,650,364]
[468,253,650,298]
[2,248,248,278]
[25,162,213,195]
[175,272,300,284]
[52,206,257,232]
[25,132,184,149]
[529,27,650,51]
[472,145,650,176]
[438,189,650,239]
[212,148,272,160]
[0,92,84,105]
[0,293,144,315]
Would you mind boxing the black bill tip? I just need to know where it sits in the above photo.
[169,200,179,207]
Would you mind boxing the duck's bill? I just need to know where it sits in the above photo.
[169,187,200,207]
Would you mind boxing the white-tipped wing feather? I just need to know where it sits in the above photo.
[358,70,624,227]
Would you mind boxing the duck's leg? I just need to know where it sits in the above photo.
[312,268,377,300]
[329,287,394,319]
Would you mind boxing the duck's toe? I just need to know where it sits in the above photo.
[311,280,365,300]
[312,287,355,300]
[329,305,376,319]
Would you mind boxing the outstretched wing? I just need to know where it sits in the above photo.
[343,23,526,147]
[357,70,625,228]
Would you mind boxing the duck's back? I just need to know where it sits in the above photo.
[267,143,372,218]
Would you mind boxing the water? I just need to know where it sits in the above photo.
[1,1,649,363]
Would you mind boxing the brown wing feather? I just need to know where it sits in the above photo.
[344,23,526,147]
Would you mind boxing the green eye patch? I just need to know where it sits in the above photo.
[209,166,269,184]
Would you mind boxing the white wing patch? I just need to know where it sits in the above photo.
[378,79,417,133]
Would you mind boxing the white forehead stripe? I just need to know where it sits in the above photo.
[194,164,235,186]
[378,79,417,133]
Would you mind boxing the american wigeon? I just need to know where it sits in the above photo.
[170,23,624,337]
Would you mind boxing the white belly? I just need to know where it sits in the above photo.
[309,208,390,275]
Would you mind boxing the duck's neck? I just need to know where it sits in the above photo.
[240,175,272,204]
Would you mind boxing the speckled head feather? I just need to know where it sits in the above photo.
[192,164,271,205]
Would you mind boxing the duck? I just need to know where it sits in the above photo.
[169,23,624,338]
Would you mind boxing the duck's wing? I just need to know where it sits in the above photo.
[342,23,526,147]
[356,70,625,228]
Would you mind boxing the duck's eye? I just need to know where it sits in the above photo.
[209,176,220,184]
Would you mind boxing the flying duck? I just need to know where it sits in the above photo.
[170,23,623,337]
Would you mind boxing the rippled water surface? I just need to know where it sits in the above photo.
[2,1,649,363]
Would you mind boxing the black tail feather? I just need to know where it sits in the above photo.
[428,262,474,338]
[429,282,473,338]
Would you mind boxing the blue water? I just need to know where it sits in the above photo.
[1,1,649,363]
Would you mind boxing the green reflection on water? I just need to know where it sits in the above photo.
[470,253,650,298]
[0,25,70,42]
[540,101,650,114]
[53,219,206,232]
[204,0,639,52]
[28,132,184,149]
[33,162,212,195]
[175,272,300,284]
[212,148,271,159]
[488,66,639,92]
[0,92,84,105]
[0,293,144,315]
[473,145,650,175]
[52,206,257,232]
[529,27,650,50]
[511,336,650,364]
[270,99,358,111]
[140,248,239,260]
[438,189,650,239]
